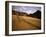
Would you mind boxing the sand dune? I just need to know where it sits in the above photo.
[12,15,41,31]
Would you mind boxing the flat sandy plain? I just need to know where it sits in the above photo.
[12,15,41,31]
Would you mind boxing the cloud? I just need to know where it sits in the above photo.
[12,6,41,14]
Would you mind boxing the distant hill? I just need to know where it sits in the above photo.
[12,10,41,19]
[12,10,28,16]
[29,10,41,19]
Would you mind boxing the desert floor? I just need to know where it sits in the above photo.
[12,15,41,31]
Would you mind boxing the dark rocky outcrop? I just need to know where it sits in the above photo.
[29,10,41,19]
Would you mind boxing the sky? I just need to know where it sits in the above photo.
[12,6,41,14]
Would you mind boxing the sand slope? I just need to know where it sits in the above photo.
[12,15,41,31]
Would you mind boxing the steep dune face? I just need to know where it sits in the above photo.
[12,15,41,31]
